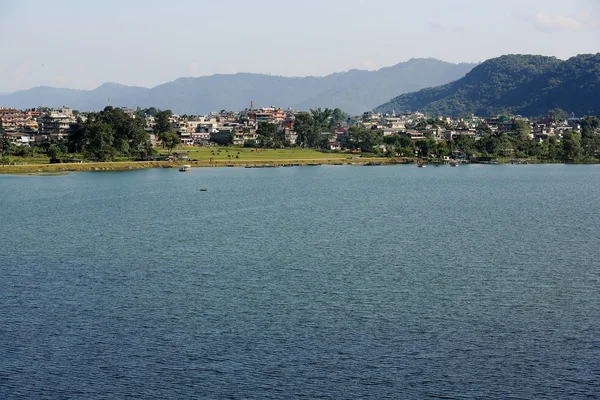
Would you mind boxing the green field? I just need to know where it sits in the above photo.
[156,146,353,161]
[1,147,388,174]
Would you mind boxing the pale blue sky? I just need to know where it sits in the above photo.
[0,0,598,92]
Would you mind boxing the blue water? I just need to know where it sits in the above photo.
[1,165,599,399]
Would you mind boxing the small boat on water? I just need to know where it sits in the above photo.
[417,163,426,168]
[450,162,458,167]
[179,165,192,172]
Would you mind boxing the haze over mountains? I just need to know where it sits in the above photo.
[376,53,600,117]
[0,59,475,115]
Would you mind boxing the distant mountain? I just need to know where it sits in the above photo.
[375,54,600,117]
[0,59,475,115]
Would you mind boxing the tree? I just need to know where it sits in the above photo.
[257,122,279,148]
[294,112,318,148]
[562,132,582,163]
[345,126,383,152]
[310,108,333,128]
[82,121,117,161]
[415,138,436,158]
[331,108,348,126]
[548,108,568,122]
[383,134,412,149]
[546,137,562,161]
[0,126,10,156]
[161,131,180,155]
[580,118,600,159]
[454,134,476,157]
[476,122,492,135]
[48,146,62,160]
[154,110,172,135]
[512,120,532,141]
[580,116,600,140]
[67,119,86,153]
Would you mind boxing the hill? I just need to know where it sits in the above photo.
[0,59,475,115]
[375,54,600,117]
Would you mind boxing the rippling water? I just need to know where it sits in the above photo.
[1,164,599,399]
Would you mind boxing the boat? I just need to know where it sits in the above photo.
[417,163,426,168]
[179,165,192,172]
[450,162,458,167]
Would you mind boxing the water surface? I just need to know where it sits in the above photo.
[1,165,599,399]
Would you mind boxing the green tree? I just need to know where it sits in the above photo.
[454,134,476,157]
[512,120,532,141]
[476,122,492,135]
[161,131,180,155]
[345,126,383,152]
[294,112,318,148]
[0,126,10,156]
[548,108,568,122]
[415,138,436,158]
[67,119,86,153]
[154,110,173,135]
[580,116,600,140]
[257,122,279,148]
[330,108,348,126]
[310,108,333,128]
[562,132,583,162]
[435,141,449,158]
[383,134,412,148]
[82,121,117,161]
[48,146,62,160]
[546,137,562,161]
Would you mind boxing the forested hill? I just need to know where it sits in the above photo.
[0,59,475,115]
[375,54,600,117]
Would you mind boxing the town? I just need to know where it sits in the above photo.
[1,104,599,165]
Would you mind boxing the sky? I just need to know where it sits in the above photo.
[0,0,598,93]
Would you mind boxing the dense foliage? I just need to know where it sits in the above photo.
[376,54,600,118]
[68,106,153,161]
[294,108,348,148]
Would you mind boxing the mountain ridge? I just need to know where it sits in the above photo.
[0,59,476,114]
[375,53,600,117]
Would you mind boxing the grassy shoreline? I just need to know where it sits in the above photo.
[0,157,414,174]
[2,149,587,175]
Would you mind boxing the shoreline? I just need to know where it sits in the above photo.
[1,158,590,175]
[0,157,411,174]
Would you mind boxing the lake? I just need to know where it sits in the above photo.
[1,164,599,399]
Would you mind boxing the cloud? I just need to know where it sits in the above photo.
[534,11,600,31]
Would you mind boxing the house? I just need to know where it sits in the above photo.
[0,108,39,133]
[37,106,77,141]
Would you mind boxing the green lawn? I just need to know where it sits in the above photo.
[2,155,52,164]
[3,146,373,167]
[157,146,353,161]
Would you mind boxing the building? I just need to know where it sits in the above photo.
[38,106,77,141]
[0,108,39,134]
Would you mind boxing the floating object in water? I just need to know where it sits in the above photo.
[199,188,208,192]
